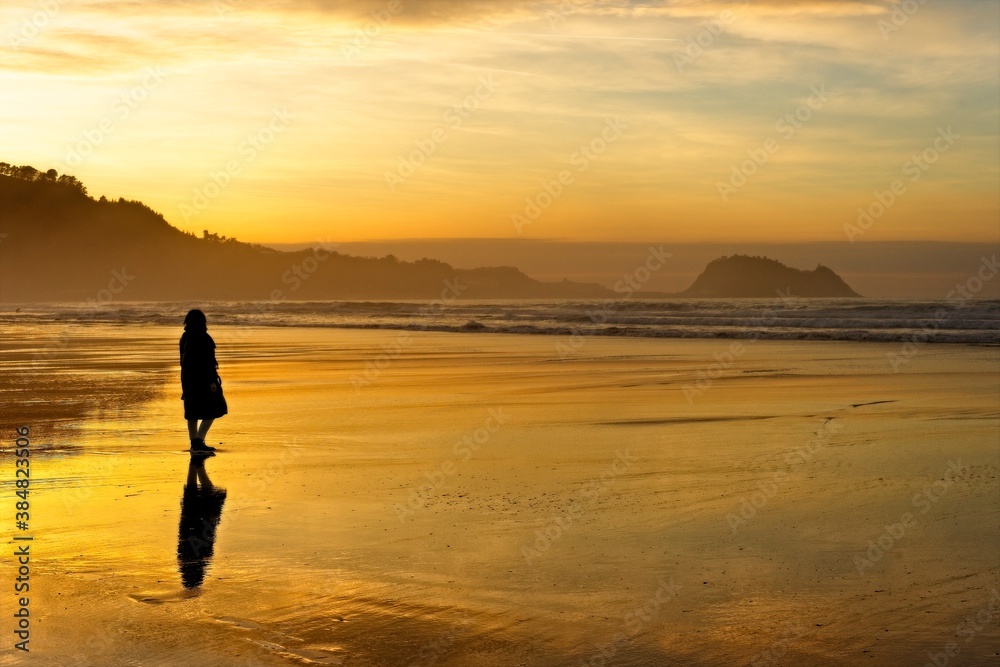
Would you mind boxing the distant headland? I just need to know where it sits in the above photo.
[682,254,861,298]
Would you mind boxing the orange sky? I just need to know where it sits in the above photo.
[1,0,997,245]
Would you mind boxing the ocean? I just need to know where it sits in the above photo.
[3,298,999,344]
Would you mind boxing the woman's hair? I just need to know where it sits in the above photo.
[184,309,208,332]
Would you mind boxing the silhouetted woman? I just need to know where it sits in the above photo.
[180,309,227,452]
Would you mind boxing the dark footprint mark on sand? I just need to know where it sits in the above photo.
[127,591,198,605]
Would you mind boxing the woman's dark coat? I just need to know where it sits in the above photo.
[180,330,228,420]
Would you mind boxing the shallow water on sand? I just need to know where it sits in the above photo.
[1,325,998,666]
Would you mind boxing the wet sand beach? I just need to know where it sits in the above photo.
[1,324,998,666]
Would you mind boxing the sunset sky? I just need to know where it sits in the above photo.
[1,0,997,246]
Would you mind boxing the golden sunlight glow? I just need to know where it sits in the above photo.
[1,0,997,244]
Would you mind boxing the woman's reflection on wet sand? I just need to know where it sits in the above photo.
[177,452,226,589]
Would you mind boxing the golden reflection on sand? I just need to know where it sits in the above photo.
[0,325,997,666]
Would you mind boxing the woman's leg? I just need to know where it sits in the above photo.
[187,419,199,440]
[196,419,215,440]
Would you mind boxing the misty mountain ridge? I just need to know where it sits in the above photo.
[0,164,859,302]
[0,165,611,302]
